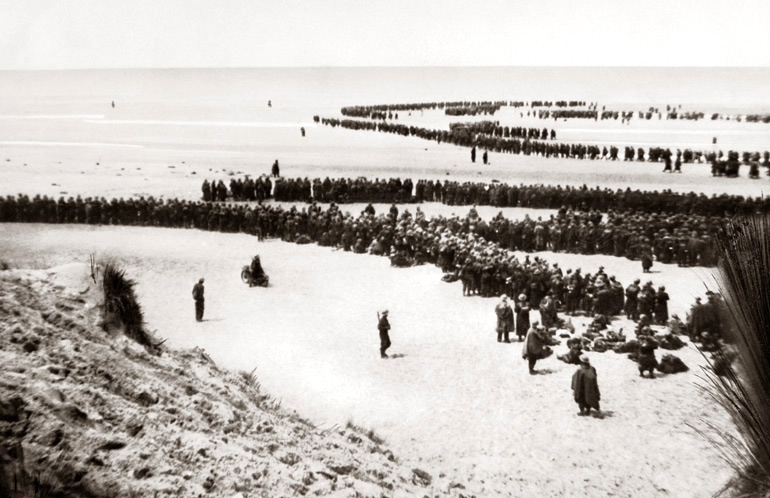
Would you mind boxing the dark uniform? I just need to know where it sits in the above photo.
[624,280,640,320]
[192,278,205,321]
[495,296,514,343]
[378,310,391,358]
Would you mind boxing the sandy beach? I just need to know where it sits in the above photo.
[0,222,733,497]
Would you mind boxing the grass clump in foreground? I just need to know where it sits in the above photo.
[694,215,770,497]
[346,420,386,446]
[0,443,63,498]
[101,262,159,353]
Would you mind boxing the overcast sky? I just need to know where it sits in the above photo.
[2,0,769,70]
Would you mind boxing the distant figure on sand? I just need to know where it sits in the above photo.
[377,309,391,358]
[572,355,601,416]
[301,127,305,137]
[471,146,476,163]
[111,100,115,109]
[268,100,272,107]
[482,150,488,165]
[192,278,205,322]
[495,294,514,343]
[271,160,280,178]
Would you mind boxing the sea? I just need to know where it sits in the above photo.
[0,67,769,197]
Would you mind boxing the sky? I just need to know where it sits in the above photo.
[1,0,769,70]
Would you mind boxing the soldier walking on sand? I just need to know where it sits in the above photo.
[377,309,391,358]
[192,278,205,322]
[572,355,601,416]
[522,321,552,374]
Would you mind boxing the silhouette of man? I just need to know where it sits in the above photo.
[192,278,205,321]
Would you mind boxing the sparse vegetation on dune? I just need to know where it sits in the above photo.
[0,443,64,498]
[346,420,387,447]
[100,262,160,353]
[695,215,770,497]
[0,264,465,497]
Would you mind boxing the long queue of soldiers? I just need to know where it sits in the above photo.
[210,175,770,218]
[339,101,509,118]
[221,177,724,268]
[274,177,415,204]
[0,192,647,317]
[318,116,770,170]
[431,180,770,216]
[445,104,503,116]
[336,100,768,125]
[451,121,557,141]
[201,174,770,268]
[209,179,725,268]
[202,177,274,203]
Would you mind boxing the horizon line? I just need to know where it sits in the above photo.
[2,64,770,73]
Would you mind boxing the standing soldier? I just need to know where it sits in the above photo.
[482,150,489,165]
[471,146,477,163]
[377,309,391,359]
[654,286,670,325]
[571,355,601,416]
[625,279,641,320]
[495,294,514,343]
[522,322,552,374]
[515,293,531,341]
[641,242,653,273]
[192,278,205,322]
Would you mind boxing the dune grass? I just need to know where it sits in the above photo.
[693,215,770,497]
[0,443,63,498]
[101,262,158,352]
[346,420,386,446]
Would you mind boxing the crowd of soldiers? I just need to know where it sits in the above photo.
[479,210,720,267]
[319,115,770,170]
[204,177,727,267]
[196,172,770,268]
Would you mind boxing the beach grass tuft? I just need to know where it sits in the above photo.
[101,262,156,352]
[693,214,770,496]
[346,419,386,446]
[0,443,64,498]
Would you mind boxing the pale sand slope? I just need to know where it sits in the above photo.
[1,223,733,497]
[1,123,770,202]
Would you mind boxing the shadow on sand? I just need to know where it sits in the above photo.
[532,368,556,375]
[591,410,614,419]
